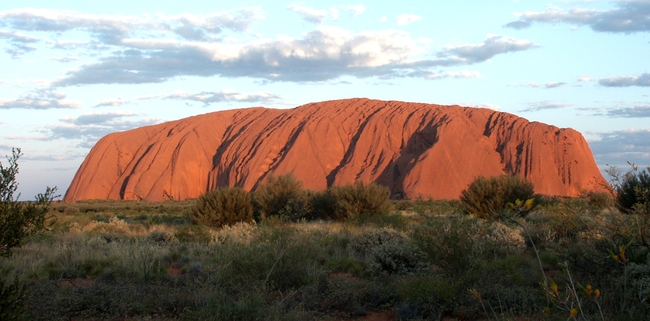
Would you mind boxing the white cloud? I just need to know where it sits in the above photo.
[605,105,650,118]
[396,14,421,26]
[435,35,537,65]
[545,82,566,88]
[47,56,79,63]
[380,16,387,22]
[60,110,138,125]
[94,96,127,108]
[43,111,159,147]
[416,70,481,80]
[340,4,366,16]
[599,73,650,87]
[52,26,427,84]
[463,103,500,111]
[0,29,39,43]
[509,81,566,88]
[519,100,573,112]
[506,2,650,33]
[0,7,265,43]
[2,9,537,85]
[287,3,328,24]
[588,129,650,168]
[286,4,365,23]
[49,30,534,85]
[329,8,340,20]
[0,89,81,109]
[139,89,282,106]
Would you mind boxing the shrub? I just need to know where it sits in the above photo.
[460,175,535,219]
[315,181,392,221]
[412,216,482,278]
[190,187,253,228]
[367,241,427,276]
[309,189,337,220]
[1,148,56,320]
[1,148,57,257]
[147,231,175,244]
[252,173,310,221]
[0,275,28,321]
[350,229,425,276]
[350,229,407,255]
[616,166,650,214]
[587,192,615,209]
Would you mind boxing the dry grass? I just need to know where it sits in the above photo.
[1,198,648,320]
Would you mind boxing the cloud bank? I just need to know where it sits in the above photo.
[589,129,650,167]
[46,111,159,148]
[0,9,537,85]
[44,30,535,85]
[599,73,650,87]
[506,1,650,33]
[0,89,81,109]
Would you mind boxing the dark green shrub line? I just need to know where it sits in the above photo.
[192,174,394,227]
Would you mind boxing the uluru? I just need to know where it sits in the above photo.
[64,98,606,202]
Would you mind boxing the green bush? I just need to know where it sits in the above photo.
[309,189,337,220]
[1,148,56,320]
[1,148,57,257]
[314,181,392,221]
[252,174,310,221]
[190,187,253,228]
[460,175,535,219]
[616,167,650,214]
[587,192,615,209]
[0,275,28,321]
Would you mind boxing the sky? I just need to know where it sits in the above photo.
[0,0,649,199]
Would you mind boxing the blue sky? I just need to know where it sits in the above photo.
[1,0,649,198]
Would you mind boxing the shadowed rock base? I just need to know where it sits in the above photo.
[64,98,606,201]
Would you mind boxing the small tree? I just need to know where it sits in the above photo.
[460,175,535,219]
[1,148,57,257]
[1,148,57,320]
[191,187,253,228]
[615,166,650,214]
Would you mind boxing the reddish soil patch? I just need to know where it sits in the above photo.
[329,272,360,281]
[166,266,181,277]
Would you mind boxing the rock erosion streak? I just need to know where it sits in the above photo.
[64,98,606,201]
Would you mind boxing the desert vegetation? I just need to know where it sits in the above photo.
[2,161,650,320]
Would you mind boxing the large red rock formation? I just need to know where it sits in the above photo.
[64,98,606,201]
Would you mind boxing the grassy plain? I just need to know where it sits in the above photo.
[1,196,649,320]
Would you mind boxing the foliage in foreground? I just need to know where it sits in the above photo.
[1,148,56,320]
[252,173,310,221]
[312,181,393,221]
[190,187,253,228]
[1,149,57,257]
[1,193,649,320]
[614,166,650,214]
[460,174,536,219]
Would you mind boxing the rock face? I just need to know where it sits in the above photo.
[64,98,606,201]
